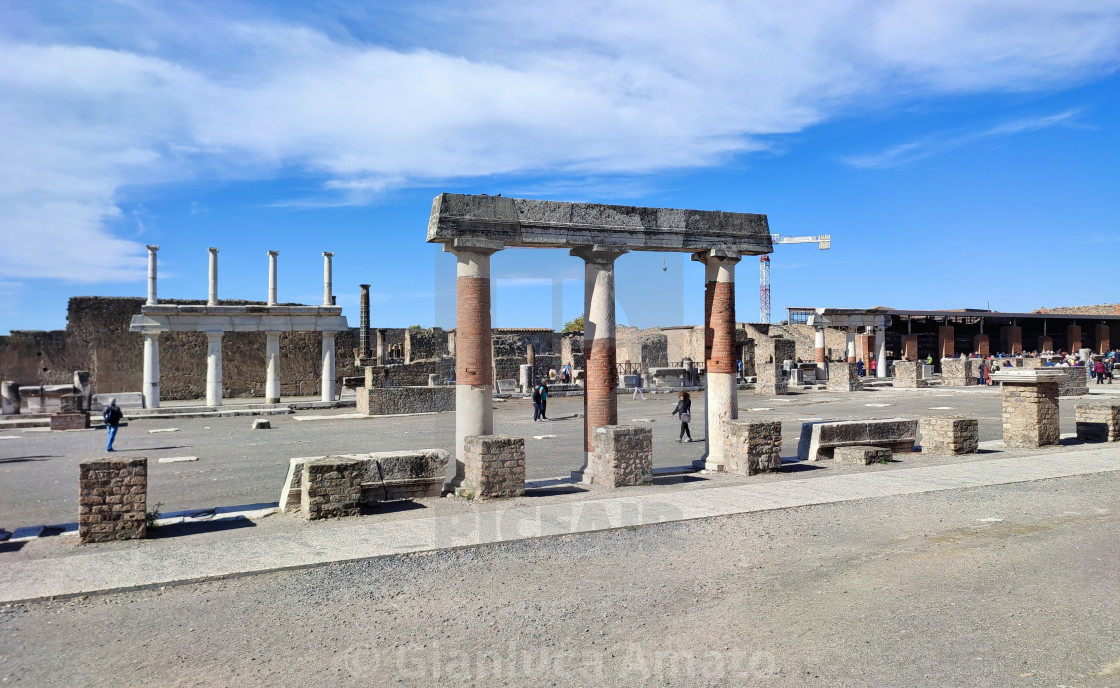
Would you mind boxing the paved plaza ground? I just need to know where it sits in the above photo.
[2,385,1119,686]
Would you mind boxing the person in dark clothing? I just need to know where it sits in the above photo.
[102,397,123,452]
[532,383,543,421]
[538,381,549,420]
[671,391,692,442]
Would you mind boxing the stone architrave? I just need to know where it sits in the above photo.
[991,369,1063,448]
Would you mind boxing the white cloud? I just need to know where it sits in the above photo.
[1,1,1119,281]
[841,109,1085,169]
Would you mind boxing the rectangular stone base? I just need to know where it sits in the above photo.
[835,445,892,464]
[79,458,147,543]
[919,417,979,455]
[1075,403,1120,442]
[592,425,653,488]
[463,435,525,498]
[51,413,88,431]
[724,420,782,475]
[301,457,362,520]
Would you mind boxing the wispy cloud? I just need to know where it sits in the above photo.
[841,109,1084,169]
[2,2,1119,282]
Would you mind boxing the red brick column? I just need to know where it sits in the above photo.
[938,325,955,359]
[1067,325,1082,352]
[901,335,918,361]
[696,250,741,470]
[974,334,990,357]
[1001,326,1023,356]
[572,246,628,479]
[1095,324,1110,354]
[446,239,503,485]
[1037,336,1053,353]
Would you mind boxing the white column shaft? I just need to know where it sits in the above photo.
[321,334,336,402]
[876,326,888,378]
[206,333,223,406]
[146,246,159,306]
[267,251,278,306]
[208,248,219,306]
[142,334,160,409]
[265,332,281,403]
[322,252,334,307]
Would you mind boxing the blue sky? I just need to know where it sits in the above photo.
[2,1,1118,334]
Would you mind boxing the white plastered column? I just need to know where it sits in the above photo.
[205,332,224,406]
[321,333,336,402]
[697,250,740,471]
[208,248,219,306]
[846,329,856,363]
[876,325,888,378]
[142,333,160,409]
[265,332,282,404]
[267,251,279,306]
[146,245,159,306]
[322,252,334,306]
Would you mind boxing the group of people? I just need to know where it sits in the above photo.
[854,358,878,377]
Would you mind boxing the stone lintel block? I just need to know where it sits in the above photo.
[592,425,653,488]
[797,419,917,461]
[834,445,892,465]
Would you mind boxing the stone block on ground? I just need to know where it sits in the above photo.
[251,419,271,430]
[834,445,892,465]
[1075,403,1120,443]
[591,425,653,488]
[279,449,449,513]
[827,362,862,392]
[994,374,1062,449]
[356,386,455,415]
[797,418,917,461]
[724,419,782,475]
[51,413,89,431]
[301,457,362,520]
[79,458,147,543]
[919,417,979,454]
[462,435,525,498]
[891,361,927,388]
[940,358,979,387]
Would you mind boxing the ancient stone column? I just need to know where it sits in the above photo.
[814,327,826,379]
[447,238,503,486]
[572,245,629,482]
[142,333,160,409]
[265,332,282,404]
[1067,325,1082,352]
[267,250,279,306]
[876,325,887,378]
[359,284,371,358]
[845,329,856,363]
[146,245,159,306]
[207,247,219,306]
[1095,323,1110,354]
[205,332,223,406]
[322,252,334,306]
[991,369,1063,448]
[375,329,385,365]
[696,249,740,471]
[938,325,955,359]
[974,334,990,358]
[321,333,336,402]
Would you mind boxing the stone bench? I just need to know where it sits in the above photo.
[280,449,449,514]
[797,419,918,462]
[919,417,979,454]
[835,445,892,465]
[1075,403,1120,443]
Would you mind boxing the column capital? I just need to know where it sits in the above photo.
[204,329,225,338]
[267,250,279,257]
[570,245,629,263]
[691,249,741,264]
[209,247,219,254]
[322,251,334,258]
[443,238,504,256]
[147,245,160,252]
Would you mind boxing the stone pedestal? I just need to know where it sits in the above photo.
[79,458,147,543]
[591,425,653,488]
[755,338,794,395]
[1,381,19,415]
[519,364,533,393]
[724,420,781,475]
[301,457,362,520]
[51,413,88,431]
[919,417,979,454]
[835,445,892,465]
[827,362,862,392]
[940,358,978,386]
[462,435,525,498]
[1075,403,1120,442]
[992,369,1063,448]
[892,361,927,388]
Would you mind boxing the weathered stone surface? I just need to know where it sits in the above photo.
[50,413,88,431]
[834,445,892,465]
[997,379,1060,449]
[356,386,455,415]
[892,361,926,388]
[280,449,449,513]
[592,425,653,488]
[940,358,980,387]
[919,417,979,454]
[301,457,362,520]
[724,419,782,475]
[79,458,146,543]
[462,435,525,498]
[827,362,862,392]
[755,338,794,395]
[1058,366,1089,396]
[427,194,773,254]
[251,418,271,430]
[1075,403,1120,442]
[797,419,917,461]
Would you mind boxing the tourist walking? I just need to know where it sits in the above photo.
[671,391,692,442]
[631,371,646,400]
[856,359,864,377]
[537,380,549,420]
[532,382,544,421]
[869,358,877,377]
[102,398,123,452]
[1095,359,1107,384]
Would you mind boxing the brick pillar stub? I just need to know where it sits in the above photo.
[1001,326,1023,356]
[585,339,618,451]
[456,276,493,386]
[974,334,990,358]
[79,458,147,543]
[1066,325,1082,352]
[708,281,736,374]
[1095,324,1110,354]
[938,325,955,359]
[901,335,918,361]
[1037,336,1053,353]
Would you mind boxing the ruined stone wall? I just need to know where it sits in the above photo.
[404,327,448,363]
[356,386,456,415]
[661,327,704,364]
[0,296,359,399]
[561,333,584,369]
[764,324,848,362]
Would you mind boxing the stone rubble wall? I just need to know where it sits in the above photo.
[1000,382,1060,448]
[755,338,794,394]
[1059,367,1089,396]
[462,435,526,498]
[827,362,862,392]
[940,358,980,386]
[919,417,979,454]
[280,449,449,514]
[364,359,455,388]
[356,386,455,415]
[404,327,449,363]
[724,419,782,475]
[892,361,927,388]
[591,425,653,488]
[79,457,147,543]
[1075,403,1120,442]
[301,457,362,520]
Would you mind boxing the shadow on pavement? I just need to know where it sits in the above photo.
[149,517,256,539]
[0,456,58,463]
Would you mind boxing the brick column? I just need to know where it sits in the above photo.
[974,334,990,358]
[571,245,628,482]
[845,329,856,363]
[205,331,223,406]
[142,332,160,409]
[1095,323,1110,354]
[814,327,827,380]
[446,238,503,486]
[79,458,147,543]
[265,331,282,404]
[901,334,918,361]
[1000,326,1022,355]
[321,333,336,402]
[1066,325,1082,352]
[938,325,955,360]
[1037,336,1053,353]
[694,250,740,471]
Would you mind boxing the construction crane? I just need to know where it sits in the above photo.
[760,234,831,324]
